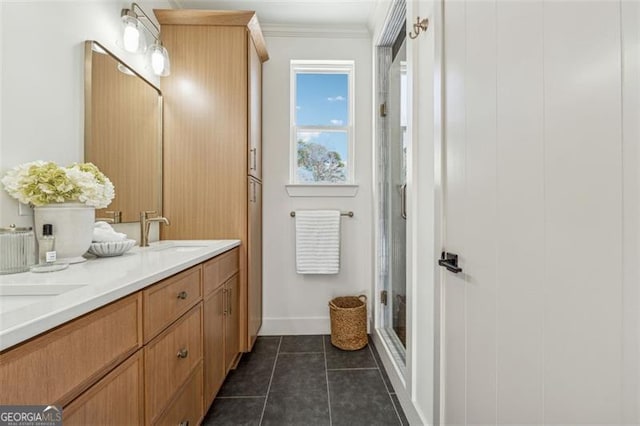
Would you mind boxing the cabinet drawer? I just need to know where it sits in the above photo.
[154,362,203,426]
[203,248,239,296]
[64,350,144,426]
[145,303,203,424]
[0,293,142,406]
[144,266,201,342]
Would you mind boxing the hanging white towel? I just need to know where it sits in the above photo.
[295,210,341,274]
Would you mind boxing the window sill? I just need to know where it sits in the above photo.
[285,184,359,197]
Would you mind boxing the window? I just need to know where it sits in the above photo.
[290,60,354,185]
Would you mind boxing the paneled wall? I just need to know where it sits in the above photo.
[442,0,638,423]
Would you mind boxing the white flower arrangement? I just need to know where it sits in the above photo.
[1,161,115,208]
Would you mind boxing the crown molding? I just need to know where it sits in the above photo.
[261,23,370,39]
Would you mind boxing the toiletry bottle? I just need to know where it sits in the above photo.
[39,224,56,264]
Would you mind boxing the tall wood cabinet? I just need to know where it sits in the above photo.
[156,10,268,352]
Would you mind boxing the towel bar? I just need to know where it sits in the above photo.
[290,211,354,218]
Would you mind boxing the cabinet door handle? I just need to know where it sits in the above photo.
[177,348,189,359]
[228,288,232,315]
[177,291,188,300]
[252,181,257,203]
[400,183,407,220]
[223,289,227,315]
[251,148,257,170]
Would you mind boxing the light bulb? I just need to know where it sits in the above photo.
[123,24,140,52]
[151,49,165,75]
[148,42,171,77]
[121,14,146,53]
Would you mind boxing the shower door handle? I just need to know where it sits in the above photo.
[400,184,407,219]
[439,251,462,273]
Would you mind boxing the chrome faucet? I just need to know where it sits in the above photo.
[140,211,170,247]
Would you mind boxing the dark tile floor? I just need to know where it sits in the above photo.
[203,335,409,426]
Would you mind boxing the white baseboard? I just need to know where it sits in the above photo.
[259,316,331,335]
[372,331,428,426]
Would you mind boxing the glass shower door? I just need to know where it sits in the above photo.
[383,37,408,354]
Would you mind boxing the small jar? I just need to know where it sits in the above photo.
[0,225,36,274]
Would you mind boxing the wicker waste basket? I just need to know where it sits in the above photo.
[329,295,368,350]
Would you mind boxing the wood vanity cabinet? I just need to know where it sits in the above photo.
[142,266,202,343]
[0,247,241,426]
[145,303,203,424]
[248,177,262,339]
[203,249,240,409]
[203,285,226,404]
[156,9,268,352]
[63,350,145,426]
[0,293,142,407]
[224,275,240,373]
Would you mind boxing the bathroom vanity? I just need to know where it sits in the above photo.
[0,240,240,425]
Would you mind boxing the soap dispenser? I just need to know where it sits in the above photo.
[31,224,69,273]
[38,224,56,264]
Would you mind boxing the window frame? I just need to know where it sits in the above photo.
[289,60,355,185]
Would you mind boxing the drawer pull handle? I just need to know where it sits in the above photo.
[177,291,188,300]
[177,348,189,359]
[179,421,189,426]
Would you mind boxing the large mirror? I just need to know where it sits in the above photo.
[84,40,162,223]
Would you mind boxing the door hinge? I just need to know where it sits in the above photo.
[379,103,387,117]
[380,290,388,305]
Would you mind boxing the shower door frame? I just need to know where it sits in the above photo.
[372,0,410,384]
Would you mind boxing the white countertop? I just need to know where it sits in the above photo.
[0,239,240,351]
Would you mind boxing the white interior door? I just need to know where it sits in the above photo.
[441,0,630,424]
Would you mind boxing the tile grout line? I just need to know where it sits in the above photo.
[326,367,380,371]
[368,342,404,425]
[258,335,282,426]
[278,351,325,354]
[367,342,389,393]
[216,395,266,399]
[323,336,333,426]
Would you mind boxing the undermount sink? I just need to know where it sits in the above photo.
[150,243,209,253]
[0,284,87,296]
[0,284,88,313]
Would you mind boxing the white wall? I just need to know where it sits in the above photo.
[260,34,373,335]
[0,0,170,232]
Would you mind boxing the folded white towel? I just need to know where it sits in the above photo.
[93,221,128,242]
[295,210,340,274]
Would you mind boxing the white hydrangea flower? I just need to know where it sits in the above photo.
[1,161,115,208]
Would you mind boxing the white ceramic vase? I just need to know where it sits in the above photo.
[33,202,95,264]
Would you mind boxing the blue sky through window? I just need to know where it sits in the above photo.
[296,73,349,126]
[295,73,349,162]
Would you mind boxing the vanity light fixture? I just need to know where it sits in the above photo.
[120,3,171,76]
[121,8,146,53]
